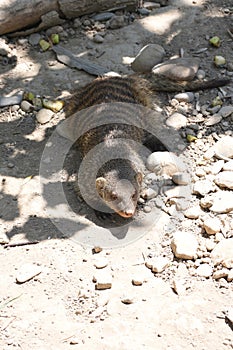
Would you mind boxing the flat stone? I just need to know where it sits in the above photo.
[218,105,233,118]
[92,12,115,22]
[146,152,186,176]
[93,256,108,269]
[16,263,42,283]
[173,92,194,103]
[166,112,187,129]
[214,171,233,189]
[204,114,222,126]
[36,108,54,124]
[203,217,221,235]
[211,238,233,268]
[183,206,202,219]
[196,264,213,278]
[212,268,229,280]
[209,160,224,175]
[152,57,200,81]
[146,256,170,273]
[93,269,112,290]
[131,44,165,73]
[207,191,233,213]
[193,179,216,196]
[171,231,198,259]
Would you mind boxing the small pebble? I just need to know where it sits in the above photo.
[16,263,42,283]
[173,92,194,103]
[36,108,54,124]
[203,217,221,235]
[196,264,213,277]
[20,100,33,112]
[93,34,104,43]
[29,33,41,46]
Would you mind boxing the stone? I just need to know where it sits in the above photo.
[203,217,221,235]
[211,238,233,268]
[193,179,216,196]
[203,191,233,213]
[152,57,200,81]
[183,206,202,219]
[93,269,112,290]
[172,278,187,295]
[132,275,144,286]
[141,187,158,200]
[205,240,216,252]
[227,269,233,282]
[92,246,103,254]
[214,171,233,189]
[16,263,42,283]
[173,92,194,103]
[93,256,108,269]
[107,15,126,29]
[171,231,198,260]
[20,100,33,112]
[204,114,222,126]
[0,231,9,244]
[172,172,190,185]
[218,105,233,118]
[146,256,170,273]
[36,108,54,124]
[212,268,229,280]
[29,33,41,46]
[73,18,82,28]
[223,160,233,171]
[131,44,165,73]
[92,12,115,22]
[143,205,152,213]
[196,264,213,277]
[196,69,206,79]
[93,34,104,43]
[166,112,187,129]
[209,160,224,175]
[146,152,185,177]
[214,136,233,159]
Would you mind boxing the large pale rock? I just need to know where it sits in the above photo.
[193,179,216,196]
[171,231,198,259]
[214,171,233,189]
[203,217,221,235]
[200,192,233,213]
[211,238,233,268]
[152,57,200,81]
[196,264,213,278]
[214,136,233,159]
[131,44,165,73]
[146,152,185,176]
[166,112,187,130]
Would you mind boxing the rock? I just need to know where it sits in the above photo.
[93,256,108,269]
[143,205,152,213]
[172,172,190,185]
[146,256,170,273]
[205,240,216,252]
[166,112,187,130]
[121,297,134,305]
[214,136,233,159]
[73,18,82,28]
[16,263,42,283]
[196,264,213,277]
[152,57,200,81]
[36,108,54,124]
[203,217,221,235]
[171,231,198,260]
[29,33,41,46]
[20,100,33,112]
[0,231,9,244]
[92,246,103,254]
[46,26,64,36]
[209,160,224,175]
[0,93,23,107]
[146,152,185,177]
[141,187,158,200]
[107,15,126,29]
[93,34,104,43]
[196,69,206,79]
[227,270,233,282]
[131,44,165,73]
[173,92,194,103]
[214,171,233,189]
[172,278,187,295]
[212,268,229,280]
[218,105,233,118]
[193,179,216,196]
[183,206,202,219]
[223,160,233,171]
[138,8,150,15]
[93,269,112,290]
[92,12,115,22]
[132,275,144,286]
[202,191,233,213]
[204,114,222,126]
[211,238,233,268]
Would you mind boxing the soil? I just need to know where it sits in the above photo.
[0,0,233,349]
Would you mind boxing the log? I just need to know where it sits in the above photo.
[0,0,138,35]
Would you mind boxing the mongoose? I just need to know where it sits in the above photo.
[61,74,230,218]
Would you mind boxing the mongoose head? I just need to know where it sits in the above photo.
[95,173,143,218]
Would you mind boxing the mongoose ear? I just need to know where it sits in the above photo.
[96,177,107,191]
[135,172,143,185]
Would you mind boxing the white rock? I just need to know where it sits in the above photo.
[172,172,190,185]
[36,108,54,124]
[93,269,112,290]
[146,256,170,273]
[183,206,202,219]
[218,105,233,118]
[214,136,233,159]
[211,238,233,268]
[146,152,185,176]
[209,160,224,175]
[172,278,187,295]
[171,231,198,260]
[173,92,194,103]
[196,264,213,277]
[166,112,187,129]
[212,268,229,280]
[131,44,165,73]
[203,217,221,235]
[193,179,216,196]
[227,269,233,282]
[203,191,233,213]
[20,100,33,112]
[223,160,233,171]
[141,187,158,200]
[214,171,233,189]
[0,231,9,244]
[204,114,222,126]
[16,263,42,283]
[93,256,108,269]
[132,274,144,286]
[205,239,216,251]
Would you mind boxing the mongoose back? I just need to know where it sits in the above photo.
[63,74,230,218]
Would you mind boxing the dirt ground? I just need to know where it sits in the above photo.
[0,0,233,349]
